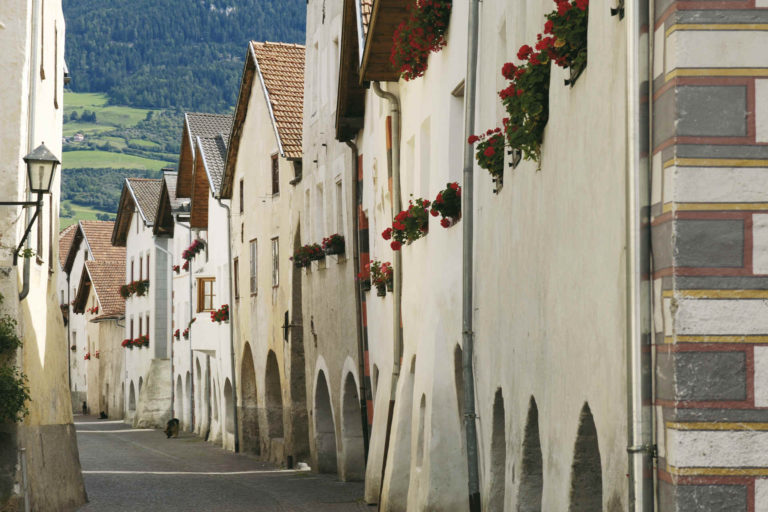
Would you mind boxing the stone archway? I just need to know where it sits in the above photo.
[382,356,416,510]
[290,227,310,462]
[341,372,365,481]
[128,381,136,412]
[518,397,543,512]
[185,371,192,430]
[240,342,260,454]
[568,403,602,512]
[195,359,202,432]
[314,370,337,473]
[488,388,507,511]
[224,378,235,435]
[175,376,184,423]
[265,350,284,439]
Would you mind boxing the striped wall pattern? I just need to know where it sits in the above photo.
[652,1,768,509]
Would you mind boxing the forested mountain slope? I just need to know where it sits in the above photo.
[63,0,306,112]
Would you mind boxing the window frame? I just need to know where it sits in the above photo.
[271,154,280,196]
[233,257,240,300]
[197,277,216,312]
[271,237,279,288]
[249,239,257,296]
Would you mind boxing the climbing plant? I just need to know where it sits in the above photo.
[0,293,30,423]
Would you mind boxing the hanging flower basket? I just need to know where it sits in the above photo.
[182,260,189,271]
[430,182,461,227]
[382,198,430,251]
[370,260,393,297]
[390,0,453,80]
[322,234,345,256]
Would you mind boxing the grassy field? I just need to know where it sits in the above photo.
[60,92,181,225]
[60,201,114,229]
[62,150,173,170]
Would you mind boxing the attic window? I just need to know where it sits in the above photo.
[271,154,279,196]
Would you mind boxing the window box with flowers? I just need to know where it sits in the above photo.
[120,280,150,299]
[357,266,372,292]
[134,334,149,348]
[182,327,190,340]
[211,304,229,323]
[182,239,206,262]
[173,265,180,274]
[390,0,453,80]
[84,352,91,361]
[121,338,133,349]
[291,243,325,269]
[370,260,394,297]
[94,350,100,359]
[469,126,506,191]
[545,0,589,86]
[173,329,180,341]
[382,198,431,251]
[322,234,345,256]
[87,305,99,315]
[430,182,461,227]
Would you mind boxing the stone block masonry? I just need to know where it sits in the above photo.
[652,1,768,508]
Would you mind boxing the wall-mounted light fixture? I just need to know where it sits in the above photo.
[0,143,59,265]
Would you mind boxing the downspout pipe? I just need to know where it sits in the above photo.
[216,197,240,453]
[371,81,401,505]
[20,0,42,302]
[625,0,654,508]
[461,0,481,510]
[345,139,370,463]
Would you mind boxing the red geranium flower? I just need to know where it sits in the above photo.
[391,241,402,251]
[483,146,496,157]
[440,218,451,228]
[517,44,533,60]
[382,228,393,240]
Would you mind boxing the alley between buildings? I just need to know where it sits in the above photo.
[74,416,367,511]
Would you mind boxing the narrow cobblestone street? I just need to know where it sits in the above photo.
[75,416,368,511]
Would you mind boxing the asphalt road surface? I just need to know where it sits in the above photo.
[75,416,368,511]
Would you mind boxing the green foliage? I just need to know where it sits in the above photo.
[62,167,162,214]
[63,0,306,112]
[0,317,21,355]
[0,366,30,423]
[499,58,551,162]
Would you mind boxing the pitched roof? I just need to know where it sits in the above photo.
[185,113,233,143]
[197,135,228,196]
[360,0,373,40]
[126,178,163,225]
[163,171,187,213]
[79,221,124,261]
[58,224,77,269]
[251,41,305,159]
[85,260,126,318]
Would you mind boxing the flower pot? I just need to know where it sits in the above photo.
[376,285,387,297]
[386,280,393,292]
[360,279,371,292]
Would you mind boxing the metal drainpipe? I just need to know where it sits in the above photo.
[626,0,654,508]
[20,0,41,302]
[345,139,370,463]
[371,81,401,506]
[461,0,481,509]
[216,197,239,453]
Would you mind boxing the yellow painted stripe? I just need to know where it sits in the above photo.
[664,157,768,169]
[667,465,768,477]
[667,421,768,431]
[666,23,768,38]
[661,202,768,213]
[665,68,768,81]
[664,335,768,344]
[662,290,768,299]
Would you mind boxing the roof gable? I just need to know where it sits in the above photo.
[112,178,163,246]
[177,113,233,198]
[58,224,77,269]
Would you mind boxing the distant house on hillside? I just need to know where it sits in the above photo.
[73,132,84,142]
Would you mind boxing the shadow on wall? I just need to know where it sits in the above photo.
[314,370,337,473]
[487,389,506,510]
[568,403,602,512]
[341,372,364,481]
[518,396,543,512]
[239,343,260,454]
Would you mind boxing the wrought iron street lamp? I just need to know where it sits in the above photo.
[0,143,60,265]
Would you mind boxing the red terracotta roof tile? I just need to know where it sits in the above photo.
[251,41,305,160]
[58,224,77,269]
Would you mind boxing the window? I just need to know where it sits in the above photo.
[271,238,279,288]
[138,316,143,336]
[146,314,150,337]
[271,154,279,195]
[139,255,143,281]
[130,259,134,283]
[233,258,240,300]
[130,318,134,340]
[146,253,150,281]
[249,239,257,294]
[197,278,215,312]
[241,223,244,244]
[335,180,343,234]
[239,179,244,214]
[60,290,64,304]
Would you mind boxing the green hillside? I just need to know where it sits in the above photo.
[63,0,306,112]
